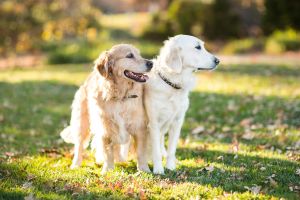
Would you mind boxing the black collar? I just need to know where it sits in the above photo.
[158,71,181,90]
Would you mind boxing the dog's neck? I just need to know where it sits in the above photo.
[157,71,182,90]
[153,62,196,91]
[99,74,139,101]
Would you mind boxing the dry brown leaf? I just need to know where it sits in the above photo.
[242,131,255,140]
[205,165,214,172]
[191,126,205,135]
[240,118,253,127]
[22,182,33,189]
[24,193,35,200]
[244,185,261,195]
[296,169,300,176]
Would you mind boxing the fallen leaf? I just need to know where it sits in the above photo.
[232,137,239,153]
[296,169,300,176]
[22,182,33,189]
[191,126,205,135]
[244,185,261,195]
[217,156,224,161]
[24,193,35,200]
[0,115,4,122]
[242,131,255,140]
[205,165,214,172]
[260,167,266,171]
[139,189,147,200]
[240,118,253,127]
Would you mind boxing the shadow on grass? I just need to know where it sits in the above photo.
[217,64,300,77]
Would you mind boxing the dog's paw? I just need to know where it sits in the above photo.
[166,160,176,171]
[138,164,151,173]
[101,163,114,175]
[70,163,80,169]
[166,156,177,170]
[153,165,165,175]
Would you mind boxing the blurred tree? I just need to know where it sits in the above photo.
[263,0,300,34]
[0,0,101,55]
[203,0,240,40]
[142,0,241,40]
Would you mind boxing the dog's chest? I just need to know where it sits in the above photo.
[156,91,189,123]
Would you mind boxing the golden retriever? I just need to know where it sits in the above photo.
[60,44,153,173]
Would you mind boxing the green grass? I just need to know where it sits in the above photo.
[0,62,300,199]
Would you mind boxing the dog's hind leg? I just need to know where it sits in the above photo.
[70,87,90,169]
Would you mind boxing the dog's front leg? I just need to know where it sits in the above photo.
[166,114,185,170]
[134,131,150,172]
[149,123,164,174]
[101,137,114,174]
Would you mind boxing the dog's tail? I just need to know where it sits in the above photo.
[60,126,90,149]
[60,85,90,149]
[60,126,74,144]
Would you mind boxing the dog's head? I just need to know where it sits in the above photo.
[95,44,153,82]
[159,35,219,73]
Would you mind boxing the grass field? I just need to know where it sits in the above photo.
[0,61,300,199]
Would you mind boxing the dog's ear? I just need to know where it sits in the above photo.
[160,40,182,73]
[94,51,114,78]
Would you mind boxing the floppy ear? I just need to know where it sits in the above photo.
[160,40,182,73]
[94,51,114,78]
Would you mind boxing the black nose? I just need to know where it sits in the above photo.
[214,57,220,65]
[146,60,153,70]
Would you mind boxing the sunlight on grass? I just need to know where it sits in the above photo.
[0,62,299,199]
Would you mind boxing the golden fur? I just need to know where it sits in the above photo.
[60,44,152,173]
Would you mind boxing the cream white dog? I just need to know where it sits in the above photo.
[145,35,220,174]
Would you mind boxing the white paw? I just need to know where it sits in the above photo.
[153,164,165,175]
[70,163,80,169]
[138,164,151,173]
[101,163,114,175]
[70,159,82,169]
[166,157,176,170]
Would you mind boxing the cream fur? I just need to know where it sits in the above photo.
[145,35,219,174]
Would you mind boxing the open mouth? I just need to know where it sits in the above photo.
[124,70,149,82]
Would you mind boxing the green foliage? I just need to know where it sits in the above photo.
[142,0,240,41]
[44,30,160,64]
[265,29,300,54]
[0,0,101,55]
[221,38,264,54]
[263,0,300,34]
[141,12,173,41]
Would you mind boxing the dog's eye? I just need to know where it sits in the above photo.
[195,45,201,50]
[126,53,134,59]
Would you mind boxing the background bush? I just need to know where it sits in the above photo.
[263,0,300,34]
[142,0,240,40]
[0,0,101,55]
